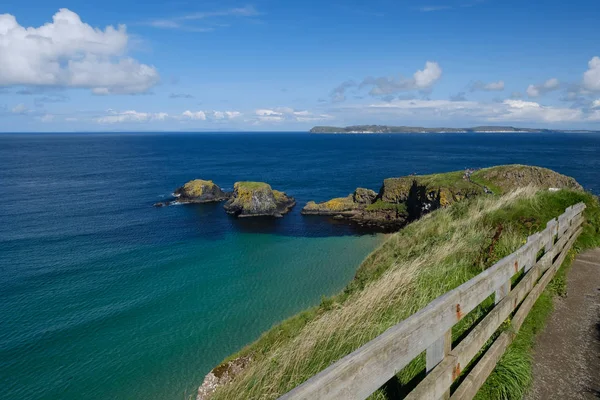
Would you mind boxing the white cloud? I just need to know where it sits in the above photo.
[146,6,259,32]
[526,78,560,97]
[11,103,27,114]
[592,99,600,108]
[255,109,283,117]
[583,56,600,91]
[224,111,242,119]
[361,61,442,95]
[492,99,582,122]
[39,114,54,122]
[180,110,242,121]
[0,9,159,94]
[355,98,584,124]
[254,108,332,123]
[95,110,168,124]
[182,110,207,120]
[413,61,443,88]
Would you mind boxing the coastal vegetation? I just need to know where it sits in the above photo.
[200,166,600,400]
[301,165,581,229]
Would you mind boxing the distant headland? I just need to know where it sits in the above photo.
[309,125,600,134]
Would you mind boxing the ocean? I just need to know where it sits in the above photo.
[1,132,599,400]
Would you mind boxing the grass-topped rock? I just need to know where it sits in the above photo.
[175,179,231,203]
[223,182,295,218]
[154,179,230,207]
[301,165,583,229]
[302,188,376,216]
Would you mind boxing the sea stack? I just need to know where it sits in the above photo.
[223,182,295,217]
[154,179,230,207]
[174,179,231,203]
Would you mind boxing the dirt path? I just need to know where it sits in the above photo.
[526,248,600,400]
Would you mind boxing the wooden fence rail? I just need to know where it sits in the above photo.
[279,202,586,400]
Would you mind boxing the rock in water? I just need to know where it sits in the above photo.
[173,179,231,203]
[223,182,295,217]
[302,187,376,217]
[302,187,408,230]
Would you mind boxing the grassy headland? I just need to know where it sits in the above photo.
[205,172,600,400]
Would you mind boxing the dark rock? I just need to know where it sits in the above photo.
[353,188,377,204]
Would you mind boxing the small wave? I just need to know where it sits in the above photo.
[172,193,181,198]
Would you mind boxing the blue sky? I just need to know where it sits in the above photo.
[1,0,600,131]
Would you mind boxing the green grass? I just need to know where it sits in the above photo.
[235,181,270,190]
[411,170,470,187]
[208,187,600,400]
[365,199,408,213]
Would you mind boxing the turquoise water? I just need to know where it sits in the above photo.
[1,132,599,400]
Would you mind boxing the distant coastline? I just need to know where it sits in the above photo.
[309,125,600,134]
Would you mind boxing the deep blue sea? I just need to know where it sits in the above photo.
[1,132,599,400]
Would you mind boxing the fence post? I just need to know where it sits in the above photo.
[524,236,539,273]
[544,219,556,253]
[495,280,510,304]
[426,329,452,399]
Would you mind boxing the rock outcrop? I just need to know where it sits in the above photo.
[302,187,408,229]
[154,179,230,207]
[470,165,582,193]
[174,179,231,203]
[223,182,295,217]
[197,356,252,400]
[301,165,582,230]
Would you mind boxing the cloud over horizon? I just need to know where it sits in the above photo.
[361,61,442,95]
[583,57,600,91]
[0,9,159,94]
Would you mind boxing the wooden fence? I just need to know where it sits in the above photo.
[280,202,586,400]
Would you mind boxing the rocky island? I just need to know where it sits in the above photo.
[154,179,230,207]
[302,165,582,229]
[223,181,296,217]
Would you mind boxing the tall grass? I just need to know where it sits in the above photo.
[209,187,600,400]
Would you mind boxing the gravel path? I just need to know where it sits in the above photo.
[526,248,600,400]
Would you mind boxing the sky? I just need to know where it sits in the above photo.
[1,0,600,132]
